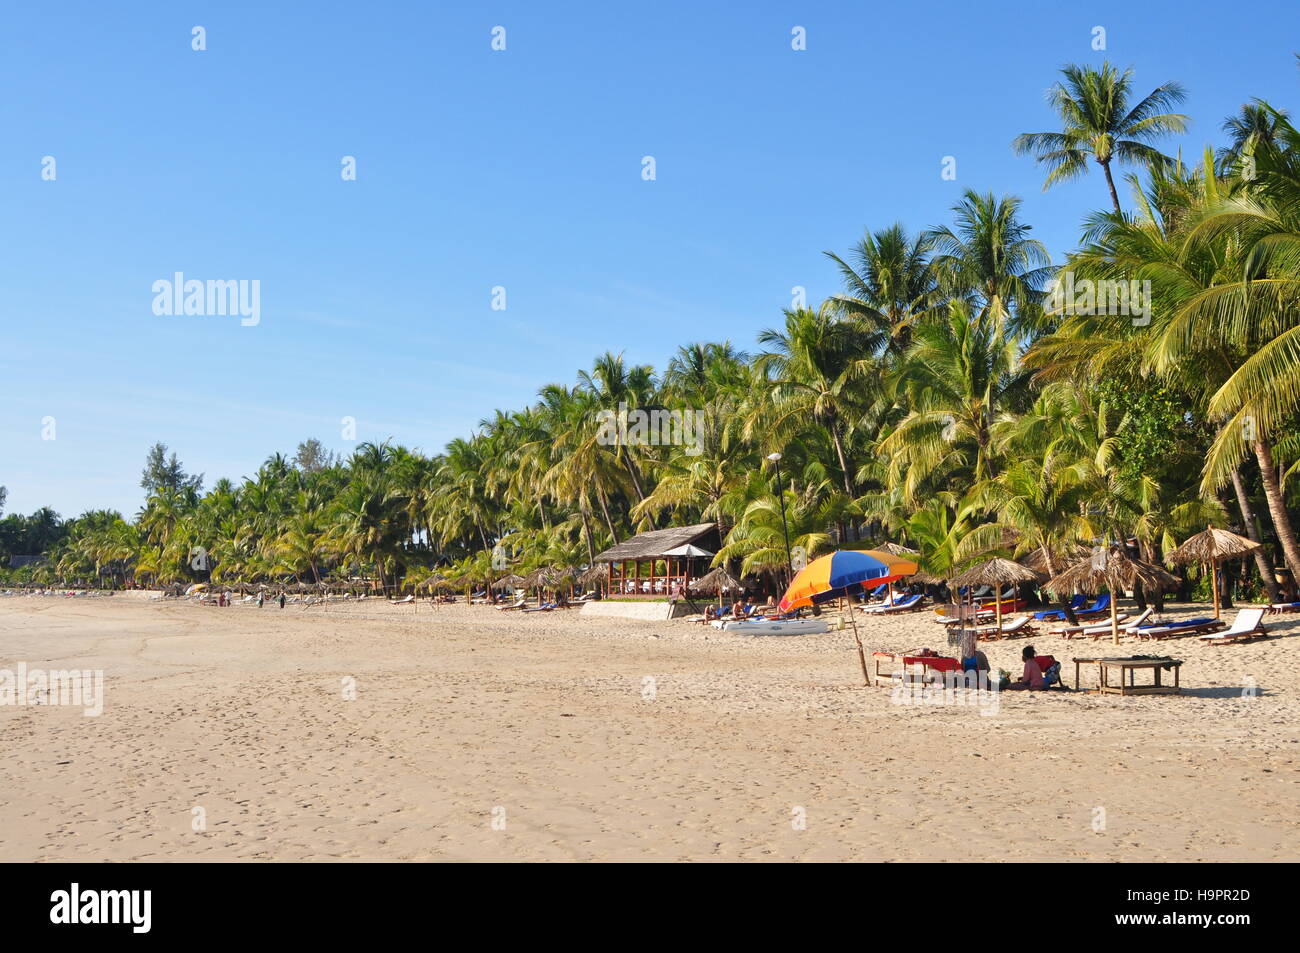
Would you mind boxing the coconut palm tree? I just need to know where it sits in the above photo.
[1013,62,1189,214]
[823,224,938,355]
[749,305,884,500]
[926,190,1053,338]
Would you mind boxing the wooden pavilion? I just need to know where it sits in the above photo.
[592,522,721,598]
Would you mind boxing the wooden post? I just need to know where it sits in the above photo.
[1211,557,1221,619]
[846,596,871,687]
[1110,579,1121,645]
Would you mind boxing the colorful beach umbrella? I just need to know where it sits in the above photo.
[779,549,918,611]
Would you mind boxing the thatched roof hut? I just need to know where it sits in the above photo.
[1044,546,1179,643]
[592,522,718,562]
[876,542,919,557]
[1168,526,1262,618]
[688,566,743,594]
[1017,544,1090,578]
[952,557,1042,588]
[952,557,1043,630]
[1168,526,1261,565]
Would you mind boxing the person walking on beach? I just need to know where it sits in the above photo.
[257,591,264,608]
[278,592,286,609]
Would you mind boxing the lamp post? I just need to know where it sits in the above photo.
[768,452,793,585]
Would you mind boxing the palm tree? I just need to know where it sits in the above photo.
[1013,62,1189,214]
[823,224,937,355]
[926,190,1053,338]
[1218,99,1290,170]
[750,306,884,501]
[878,301,1031,497]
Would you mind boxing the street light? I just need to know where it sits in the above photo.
[767,452,793,585]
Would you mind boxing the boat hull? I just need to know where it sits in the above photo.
[714,618,831,635]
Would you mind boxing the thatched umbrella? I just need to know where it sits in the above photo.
[1044,546,1179,644]
[495,573,526,596]
[577,563,607,594]
[951,557,1042,634]
[1167,525,1263,619]
[876,542,919,556]
[1017,544,1089,579]
[689,566,743,610]
[520,567,550,587]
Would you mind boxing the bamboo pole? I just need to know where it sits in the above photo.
[1110,578,1121,645]
[845,596,871,687]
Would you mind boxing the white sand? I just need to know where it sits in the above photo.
[1,593,1296,861]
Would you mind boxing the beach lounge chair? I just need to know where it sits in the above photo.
[1133,616,1224,640]
[1072,593,1112,620]
[1056,608,1152,639]
[877,593,926,614]
[973,615,1034,639]
[1055,609,1136,637]
[1034,594,1090,622]
[862,593,925,615]
[1199,608,1268,644]
[389,594,414,604]
[493,599,527,611]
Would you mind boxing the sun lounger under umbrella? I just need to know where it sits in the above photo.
[951,558,1041,638]
[1168,526,1262,620]
[1044,546,1179,644]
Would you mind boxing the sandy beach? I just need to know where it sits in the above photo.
[0,593,1296,863]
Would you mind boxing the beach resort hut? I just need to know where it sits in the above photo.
[591,522,721,597]
[1168,526,1262,619]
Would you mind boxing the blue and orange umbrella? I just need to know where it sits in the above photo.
[779,549,919,612]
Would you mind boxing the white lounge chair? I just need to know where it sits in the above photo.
[1199,608,1268,644]
[972,614,1034,639]
[1058,608,1154,639]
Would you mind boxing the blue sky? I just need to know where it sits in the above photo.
[2,0,1297,518]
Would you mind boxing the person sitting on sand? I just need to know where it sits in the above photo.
[1007,645,1044,690]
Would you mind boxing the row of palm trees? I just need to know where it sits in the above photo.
[7,62,1299,605]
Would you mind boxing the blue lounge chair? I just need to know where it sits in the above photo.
[1034,593,1088,622]
[1069,593,1112,619]
[862,592,925,614]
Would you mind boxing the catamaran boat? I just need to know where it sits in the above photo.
[711,617,830,635]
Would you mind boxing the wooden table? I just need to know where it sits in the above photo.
[1073,657,1183,695]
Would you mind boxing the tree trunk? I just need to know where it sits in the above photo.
[830,424,855,498]
[1230,465,1281,603]
[1100,159,1122,215]
[1039,543,1077,625]
[579,506,596,564]
[1253,440,1300,586]
[597,491,619,543]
